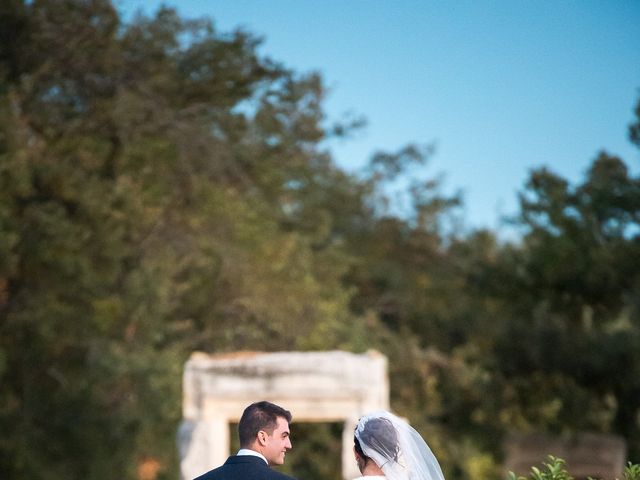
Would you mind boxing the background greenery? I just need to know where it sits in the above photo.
[1,1,639,479]
[509,457,640,480]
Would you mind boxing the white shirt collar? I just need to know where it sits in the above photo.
[237,448,268,464]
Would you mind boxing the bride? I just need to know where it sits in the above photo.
[353,411,445,480]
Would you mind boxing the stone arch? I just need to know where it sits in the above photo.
[178,350,389,480]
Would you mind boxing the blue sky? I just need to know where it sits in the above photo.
[119,1,640,234]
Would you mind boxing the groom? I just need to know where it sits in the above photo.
[194,401,297,480]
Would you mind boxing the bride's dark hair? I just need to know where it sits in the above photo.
[354,411,445,480]
[354,416,399,464]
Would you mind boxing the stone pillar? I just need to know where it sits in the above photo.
[208,417,230,468]
[342,417,360,480]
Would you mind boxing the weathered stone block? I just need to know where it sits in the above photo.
[504,432,627,480]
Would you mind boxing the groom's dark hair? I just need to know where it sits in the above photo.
[238,401,292,448]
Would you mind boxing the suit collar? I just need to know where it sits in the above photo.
[237,448,268,464]
[225,455,269,467]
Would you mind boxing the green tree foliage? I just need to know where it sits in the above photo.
[454,147,640,467]
[0,1,367,478]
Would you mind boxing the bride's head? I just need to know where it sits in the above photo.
[354,414,400,473]
[353,411,446,480]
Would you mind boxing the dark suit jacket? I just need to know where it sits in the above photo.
[194,455,297,480]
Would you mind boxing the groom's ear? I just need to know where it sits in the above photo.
[257,430,268,446]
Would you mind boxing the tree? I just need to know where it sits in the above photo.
[0,2,368,478]
[467,150,640,461]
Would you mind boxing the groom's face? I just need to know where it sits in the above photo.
[262,416,292,465]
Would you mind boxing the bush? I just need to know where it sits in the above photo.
[508,456,640,480]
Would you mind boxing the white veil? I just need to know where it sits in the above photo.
[354,410,445,480]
